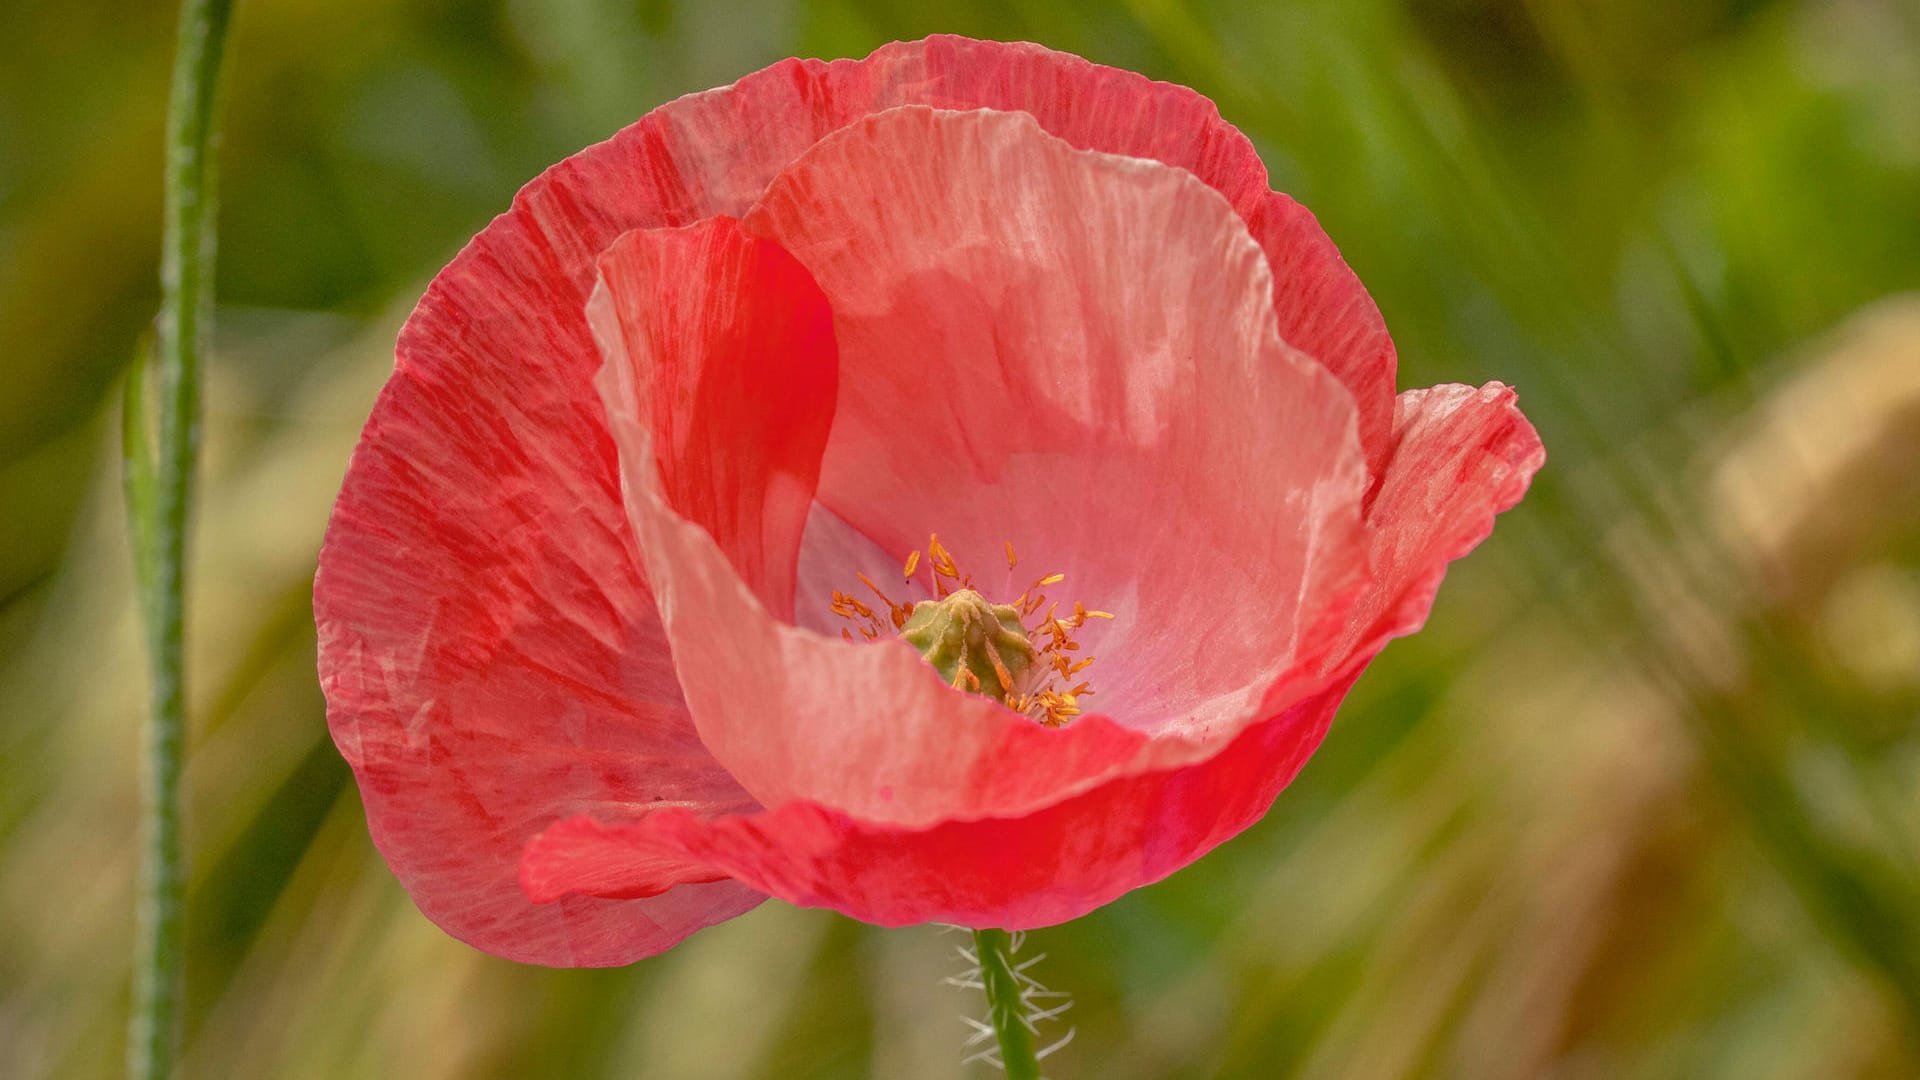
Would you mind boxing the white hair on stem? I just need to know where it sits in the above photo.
[936,924,1077,1077]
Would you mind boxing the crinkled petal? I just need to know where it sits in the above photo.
[316,233,765,965]
[1331,382,1547,668]
[591,210,1153,828]
[594,104,1362,828]
[745,105,1368,737]
[522,672,1356,926]
[643,36,1395,470]
[590,216,837,621]
[900,36,1396,474]
[521,387,1543,926]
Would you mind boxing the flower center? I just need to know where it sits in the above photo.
[828,535,1112,727]
[900,589,1033,700]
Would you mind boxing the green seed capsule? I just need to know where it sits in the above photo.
[899,588,1035,701]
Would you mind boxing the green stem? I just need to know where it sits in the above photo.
[126,0,233,1077]
[974,929,1041,1080]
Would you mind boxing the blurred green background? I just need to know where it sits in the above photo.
[4,0,1920,1076]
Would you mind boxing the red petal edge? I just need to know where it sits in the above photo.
[524,672,1358,928]
[1333,382,1547,663]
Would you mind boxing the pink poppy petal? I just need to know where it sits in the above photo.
[1335,381,1547,666]
[316,161,786,969]
[519,384,1543,925]
[317,333,763,965]
[640,36,1395,469]
[744,105,1369,736]
[520,819,730,902]
[591,178,1162,828]
[594,385,1152,828]
[886,36,1397,475]
[590,217,837,620]
[522,671,1358,926]
[1241,191,1397,480]
[605,472,1159,825]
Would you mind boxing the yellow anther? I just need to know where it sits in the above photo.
[833,534,1112,728]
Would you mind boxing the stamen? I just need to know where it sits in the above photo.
[928,534,960,579]
[836,535,1110,728]
[855,571,892,607]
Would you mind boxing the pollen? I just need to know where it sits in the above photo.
[829,534,1109,728]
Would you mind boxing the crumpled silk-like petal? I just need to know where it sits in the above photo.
[315,231,765,966]
[644,36,1396,472]
[745,105,1369,738]
[591,106,1364,828]
[521,382,1542,929]
[590,216,837,622]
[590,222,1152,829]
[1333,382,1547,663]
[523,675,1356,927]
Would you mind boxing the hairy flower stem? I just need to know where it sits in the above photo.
[124,0,233,1076]
[974,929,1042,1080]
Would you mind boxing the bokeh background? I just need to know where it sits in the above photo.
[5,0,1920,1076]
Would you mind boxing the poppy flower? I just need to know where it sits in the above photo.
[316,35,1544,967]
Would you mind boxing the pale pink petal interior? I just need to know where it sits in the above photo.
[592,207,1156,831]
[747,106,1370,738]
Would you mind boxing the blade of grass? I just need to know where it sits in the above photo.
[126,0,234,1077]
